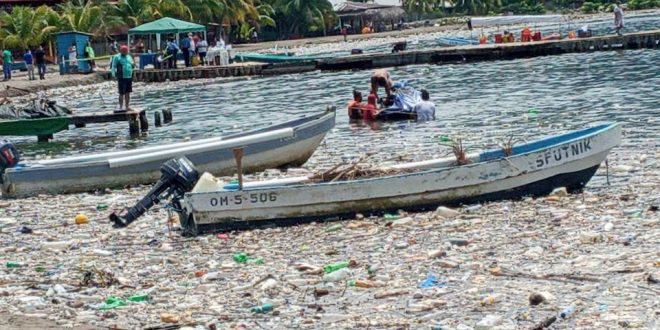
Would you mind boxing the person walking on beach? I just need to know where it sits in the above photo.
[2,48,12,81]
[110,45,135,111]
[35,45,46,80]
[614,1,624,36]
[413,89,436,122]
[23,49,35,81]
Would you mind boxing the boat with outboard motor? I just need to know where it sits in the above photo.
[1,110,336,198]
[110,123,621,235]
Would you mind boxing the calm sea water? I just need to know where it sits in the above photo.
[14,50,659,176]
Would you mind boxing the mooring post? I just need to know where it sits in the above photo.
[154,111,162,127]
[74,123,86,128]
[128,114,140,137]
[233,148,244,190]
[139,110,149,132]
[37,134,53,143]
[162,109,173,123]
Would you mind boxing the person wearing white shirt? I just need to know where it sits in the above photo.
[414,89,436,122]
[197,37,208,65]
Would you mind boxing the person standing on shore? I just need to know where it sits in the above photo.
[2,48,11,81]
[180,34,191,67]
[68,43,77,73]
[35,45,46,80]
[614,1,624,36]
[166,38,179,69]
[23,49,35,81]
[84,41,95,72]
[110,45,135,111]
[197,36,208,65]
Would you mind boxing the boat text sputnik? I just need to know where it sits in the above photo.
[536,138,592,169]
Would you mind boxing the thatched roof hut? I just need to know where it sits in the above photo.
[334,1,405,32]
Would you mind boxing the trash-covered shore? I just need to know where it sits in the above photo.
[0,146,657,330]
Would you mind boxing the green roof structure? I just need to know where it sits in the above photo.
[129,17,206,35]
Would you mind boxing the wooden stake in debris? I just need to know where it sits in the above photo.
[233,148,244,190]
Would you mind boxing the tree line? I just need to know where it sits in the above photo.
[1,0,658,49]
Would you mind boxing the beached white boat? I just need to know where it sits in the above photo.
[1,111,336,198]
[170,123,620,234]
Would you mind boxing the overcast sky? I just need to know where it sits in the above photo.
[329,0,402,7]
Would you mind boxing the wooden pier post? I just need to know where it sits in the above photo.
[128,113,140,137]
[139,111,149,132]
[154,111,162,127]
[162,109,173,123]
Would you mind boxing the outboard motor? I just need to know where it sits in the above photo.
[0,140,20,181]
[110,157,199,228]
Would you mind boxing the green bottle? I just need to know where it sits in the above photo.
[251,303,273,313]
[439,135,451,142]
[323,261,349,273]
[6,262,22,268]
[128,294,149,302]
[96,204,109,210]
[384,213,400,220]
[325,224,342,232]
[233,252,249,263]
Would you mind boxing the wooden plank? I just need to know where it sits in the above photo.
[69,108,144,125]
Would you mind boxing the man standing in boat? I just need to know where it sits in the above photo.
[370,69,393,100]
[613,1,624,36]
[110,45,135,111]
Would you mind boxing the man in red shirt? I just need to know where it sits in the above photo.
[362,93,379,121]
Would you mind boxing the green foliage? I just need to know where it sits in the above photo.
[0,6,59,49]
[580,1,599,13]
[628,0,660,9]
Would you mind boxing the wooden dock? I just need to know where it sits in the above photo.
[317,30,660,70]
[37,108,150,142]
[126,30,659,83]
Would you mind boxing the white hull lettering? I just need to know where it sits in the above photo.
[536,138,592,169]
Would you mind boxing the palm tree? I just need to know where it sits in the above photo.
[273,0,334,36]
[113,0,190,27]
[0,6,59,49]
[459,0,502,15]
[57,0,121,37]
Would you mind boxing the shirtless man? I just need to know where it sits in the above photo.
[370,69,393,99]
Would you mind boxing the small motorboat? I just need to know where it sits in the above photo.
[1,110,336,198]
[111,123,621,235]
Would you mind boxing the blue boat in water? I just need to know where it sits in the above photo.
[437,36,481,47]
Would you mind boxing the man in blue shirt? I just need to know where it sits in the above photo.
[180,34,191,67]
[23,49,35,81]
[414,89,436,122]
[110,45,135,111]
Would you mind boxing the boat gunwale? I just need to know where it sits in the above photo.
[185,122,620,196]
[10,111,335,171]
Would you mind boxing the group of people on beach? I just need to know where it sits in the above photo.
[348,69,436,122]
[164,32,209,69]
[2,46,47,81]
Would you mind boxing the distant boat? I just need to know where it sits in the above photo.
[234,53,330,64]
[1,111,336,198]
[174,122,621,234]
[437,36,480,46]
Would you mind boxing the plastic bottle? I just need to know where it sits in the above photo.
[233,253,249,263]
[348,280,379,288]
[96,204,109,210]
[384,213,400,220]
[325,224,342,232]
[559,303,577,319]
[6,261,22,268]
[128,294,149,302]
[250,303,273,313]
[323,261,349,273]
[323,268,351,282]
